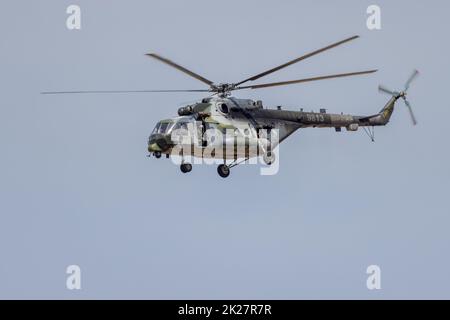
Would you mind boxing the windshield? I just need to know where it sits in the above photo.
[152,121,175,134]
[151,118,194,136]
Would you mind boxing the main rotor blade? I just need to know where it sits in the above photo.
[235,35,360,86]
[236,70,377,90]
[404,69,419,91]
[41,89,210,95]
[146,53,214,86]
[404,99,417,125]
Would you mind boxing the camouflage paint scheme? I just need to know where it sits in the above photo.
[147,94,398,161]
[40,35,416,176]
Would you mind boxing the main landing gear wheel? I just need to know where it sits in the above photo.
[154,151,162,159]
[217,164,230,178]
[180,163,192,173]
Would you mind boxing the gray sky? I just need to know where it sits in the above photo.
[0,0,449,299]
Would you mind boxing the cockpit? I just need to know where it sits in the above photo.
[151,118,190,135]
[151,121,173,135]
[148,117,195,153]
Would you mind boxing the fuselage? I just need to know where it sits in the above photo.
[147,96,395,160]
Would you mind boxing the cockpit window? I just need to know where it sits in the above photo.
[159,122,169,134]
[152,122,161,134]
[172,121,189,131]
[152,121,175,134]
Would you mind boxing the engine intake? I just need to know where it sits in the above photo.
[178,106,194,116]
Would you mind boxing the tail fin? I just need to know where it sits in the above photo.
[378,96,397,124]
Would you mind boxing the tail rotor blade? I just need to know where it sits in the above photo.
[404,99,417,125]
[404,69,419,91]
[378,85,396,95]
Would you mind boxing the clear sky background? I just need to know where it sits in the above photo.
[0,0,449,299]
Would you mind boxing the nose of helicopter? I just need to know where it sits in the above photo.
[147,134,171,153]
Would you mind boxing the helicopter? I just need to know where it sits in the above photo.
[42,35,418,178]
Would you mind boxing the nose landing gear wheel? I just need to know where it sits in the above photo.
[180,163,192,173]
[217,164,230,178]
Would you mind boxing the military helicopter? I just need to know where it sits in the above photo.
[42,35,418,178]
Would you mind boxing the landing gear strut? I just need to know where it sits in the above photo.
[217,164,230,178]
[180,163,192,173]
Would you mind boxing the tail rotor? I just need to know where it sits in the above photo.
[378,69,419,125]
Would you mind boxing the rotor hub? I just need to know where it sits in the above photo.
[210,83,236,96]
